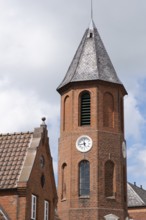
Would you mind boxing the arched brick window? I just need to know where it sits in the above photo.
[61,163,67,199]
[63,96,71,131]
[79,160,90,196]
[105,160,115,197]
[80,92,91,126]
[103,92,114,128]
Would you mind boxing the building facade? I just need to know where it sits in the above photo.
[0,119,57,220]
[57,19,128,220]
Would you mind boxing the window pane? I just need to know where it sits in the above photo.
[44,201,49,220]
[79,160,90,196]
[31,195,37,220]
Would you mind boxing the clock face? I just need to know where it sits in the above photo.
[76,135,93,153]
[122,141,126,158]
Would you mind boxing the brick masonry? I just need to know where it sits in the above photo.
[58,81,128,220]
[128,208,146,220]
[0,127,57,220]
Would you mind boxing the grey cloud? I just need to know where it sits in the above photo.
[0,0,146,186]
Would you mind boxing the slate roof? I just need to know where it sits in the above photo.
[57,19,124,92]
[128,182,146,207]
[0,132,33,189]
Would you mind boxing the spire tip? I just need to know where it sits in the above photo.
[91,0,93,20]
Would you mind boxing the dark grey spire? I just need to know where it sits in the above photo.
[57,20,123,92]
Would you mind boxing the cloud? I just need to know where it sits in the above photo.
[125,92,145,140]
[127,143,146,188]
[0,76,60,179]
[0,77,59,132]
[138,150,146,168]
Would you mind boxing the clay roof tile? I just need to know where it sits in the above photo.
[0,132,33,189]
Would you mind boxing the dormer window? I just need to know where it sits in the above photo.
[89,33,93,38]
[87,32,93,38]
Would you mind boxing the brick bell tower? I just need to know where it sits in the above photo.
[57,19,128,220]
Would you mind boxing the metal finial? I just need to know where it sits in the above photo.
[91,0,93,20]
[42,117,46,123]
[41,117,46,126]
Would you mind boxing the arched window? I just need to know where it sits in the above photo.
[63,96,71,131]
[79,160,90,196]
[105,160,115,197]
[80,92,91,126]
[103,92,114,128]
[61,163,67,199]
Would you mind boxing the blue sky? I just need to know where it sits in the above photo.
[0,0,146,188]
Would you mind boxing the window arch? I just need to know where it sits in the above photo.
[79,160,90,196]
[61,163,67,199]
[103,92,114,128]
[80,91,91,126]
[105,160,116,197]
[63,96,71,131]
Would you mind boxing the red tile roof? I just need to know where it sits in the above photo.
[0,132,33,189]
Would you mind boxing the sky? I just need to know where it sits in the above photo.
[0,0,146,188]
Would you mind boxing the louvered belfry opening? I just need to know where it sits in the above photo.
[81,92,91,126]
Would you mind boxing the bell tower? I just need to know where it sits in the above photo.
[57,19,128,220]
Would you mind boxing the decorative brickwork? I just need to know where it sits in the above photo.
[64,95,71,131]
[105,160,115,197]
[103,92,114,128]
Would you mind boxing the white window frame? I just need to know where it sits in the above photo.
[31,194,37,220]
[0,210,8,220]
[44,200,49,220]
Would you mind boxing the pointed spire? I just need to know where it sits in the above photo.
[57,20,126,93]
[89,19,95,30]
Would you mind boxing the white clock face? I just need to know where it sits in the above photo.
[76,135,93,153]
[122,141,126,158]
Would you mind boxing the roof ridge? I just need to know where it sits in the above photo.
[0,131,33,136]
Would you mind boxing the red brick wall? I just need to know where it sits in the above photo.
[0,192,18,219]
[58,81,128,220]
[25,136,57,220]
[128,208,146,220]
